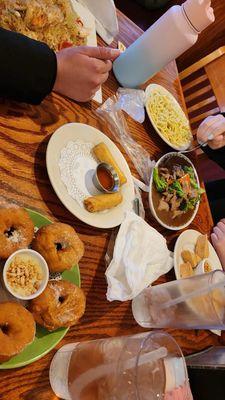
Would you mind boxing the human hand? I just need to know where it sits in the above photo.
[53,46,120,102]
[211,219,225,269]
[197,114,225,149]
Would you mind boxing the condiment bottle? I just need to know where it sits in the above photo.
[113,0,215,88]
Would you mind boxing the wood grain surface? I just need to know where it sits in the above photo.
[0,10,224,400]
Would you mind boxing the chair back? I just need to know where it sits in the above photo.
[180,47,225,136]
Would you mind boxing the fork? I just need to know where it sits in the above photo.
[179,133,214,154]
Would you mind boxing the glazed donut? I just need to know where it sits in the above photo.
[0,207,34,259]
[29,280,86,331]
[32,222,84,272]
[0,302,36,362]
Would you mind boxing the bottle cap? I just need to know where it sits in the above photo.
[183,0,215,33]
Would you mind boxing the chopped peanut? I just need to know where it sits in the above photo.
[6,255,43,297]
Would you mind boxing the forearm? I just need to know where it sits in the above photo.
[0,28,57,105]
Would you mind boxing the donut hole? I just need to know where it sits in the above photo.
[0,323,9,335]
[55,242,67,252]
[4,226,21,243]
[58,296,65,304]
[4,226,15,238]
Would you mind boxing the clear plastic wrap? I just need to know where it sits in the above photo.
[99,91,154,267]
[116,88,146,123]
[96,92,155,186]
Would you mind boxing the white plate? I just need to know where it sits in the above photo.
[149,152,200,231]
[145,84,192,151]
[71,1,102,103]
[174,229,223,279]
[46,123,135,228]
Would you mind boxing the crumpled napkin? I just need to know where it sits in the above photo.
[105,212,173,301]
[76,0,119,44]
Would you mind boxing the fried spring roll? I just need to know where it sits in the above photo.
[84,193,123,213]
[93,142,127,186]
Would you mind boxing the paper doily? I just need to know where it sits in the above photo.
[58,140,101,207]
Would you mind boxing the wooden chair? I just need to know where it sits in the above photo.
[179,46,225,137]
[180,47,225,181]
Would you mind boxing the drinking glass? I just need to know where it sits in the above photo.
[132,270,225,329]
[49,331,193,400]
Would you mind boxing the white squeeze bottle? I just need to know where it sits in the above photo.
[113,0,215,88]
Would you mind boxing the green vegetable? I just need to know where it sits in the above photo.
[183,166,198,189]
[180,200,188,212]
[198,187,205,195]
[170,181,184,198]
[180,198,196,212]
[153,168,167,192]
[188,197,198,209]
[183,166,194,176]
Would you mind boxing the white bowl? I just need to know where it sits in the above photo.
[3,249,49,300]
[149,152,200,231]
[145,83,192,151]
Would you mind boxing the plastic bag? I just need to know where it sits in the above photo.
[116,88,146,123]
[96,93,155,185]
[97,89,155,268]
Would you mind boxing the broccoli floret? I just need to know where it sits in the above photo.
[153,168,167,192]
[183,166,198,189]
[180,200,188,211]
[198,187,205,195]
[188,197,198,209]
[170,181,184,198]
[180,197,199,212]
[183,166,194,176]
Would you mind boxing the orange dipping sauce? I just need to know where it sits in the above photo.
[97,166,114,191]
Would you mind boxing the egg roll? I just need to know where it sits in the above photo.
[93,142,127,186]
[84,193,123,213]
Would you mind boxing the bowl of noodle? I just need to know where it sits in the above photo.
[145,84,192,151]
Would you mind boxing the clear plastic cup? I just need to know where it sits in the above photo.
[132,270,225,329]
[49,332,193,400]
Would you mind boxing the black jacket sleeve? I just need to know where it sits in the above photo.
[0,27,57,105]
[202,145,225,171]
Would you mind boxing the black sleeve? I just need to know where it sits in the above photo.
[202,145,225,170]
[0,27,57,105]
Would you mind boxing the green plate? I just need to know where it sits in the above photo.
[0,209,80,369]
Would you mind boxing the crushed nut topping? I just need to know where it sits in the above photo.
[6,254,43,297]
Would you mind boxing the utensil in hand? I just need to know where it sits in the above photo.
[179,133,214,154]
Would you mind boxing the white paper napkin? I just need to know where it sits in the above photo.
[106,212,173,301]
[75,0,119,44]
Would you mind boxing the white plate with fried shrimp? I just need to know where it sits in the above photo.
[145,84,192,151]
[174,229,223,280]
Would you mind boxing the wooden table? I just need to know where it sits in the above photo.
[0,10,224,400]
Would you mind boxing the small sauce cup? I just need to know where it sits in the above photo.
[93,163,119,193]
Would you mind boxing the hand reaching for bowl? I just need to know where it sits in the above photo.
[53,46,120,102]
[197,114,225,150]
